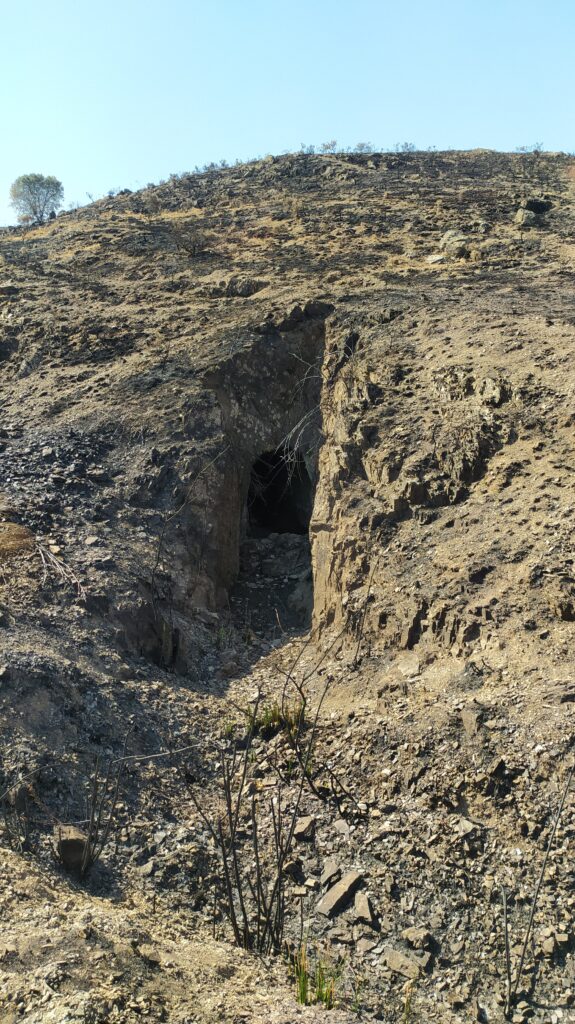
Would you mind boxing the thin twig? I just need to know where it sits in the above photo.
[502,886,512,1019]
[218,817,242,946]
[511,765,574,1005]
[36,544,87,601]
[81,758,100,874]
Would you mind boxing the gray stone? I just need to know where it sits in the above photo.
[402,926,432,950]
[514,208,538,228]
[294,815,315,841]
[333,817,350,839]
[356,937,378,955]
[317,870,362,917]
[354,891,375,925]
[382,946,422,979]
[320,858,340,887]
[461,706,482,737]
[439,230,470,257]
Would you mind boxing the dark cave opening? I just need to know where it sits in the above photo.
[231,448,315,639]
[247,449,313,537]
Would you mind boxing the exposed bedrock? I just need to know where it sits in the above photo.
[136,300,331,669]
[311,298,575,677]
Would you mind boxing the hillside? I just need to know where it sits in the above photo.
[1,149,575,1023]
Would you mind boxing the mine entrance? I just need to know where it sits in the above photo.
[231,449,314,641]
[247,450,312,536]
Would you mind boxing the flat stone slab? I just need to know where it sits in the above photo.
[354,891,375,925]
[316,870,362,917]
[382,946,432,978]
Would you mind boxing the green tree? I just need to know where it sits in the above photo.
[9,174,64,224]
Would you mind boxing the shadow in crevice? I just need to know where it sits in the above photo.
[229,449,314,649]
[247,449,313,537]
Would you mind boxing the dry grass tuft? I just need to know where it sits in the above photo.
[0,524,35,562]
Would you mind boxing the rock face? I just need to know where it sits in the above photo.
[1,149,575,1023]
[310,191,575,695]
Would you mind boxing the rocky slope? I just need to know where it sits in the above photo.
[1,149,575,1022]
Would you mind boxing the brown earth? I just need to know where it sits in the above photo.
[1,149,575,1022]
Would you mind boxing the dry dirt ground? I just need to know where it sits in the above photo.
[1,150,575,1022]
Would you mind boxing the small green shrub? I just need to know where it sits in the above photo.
[294,943,310,1005]
[315,958,336,1009]
[293,943,339,1008]
[402,980,416,1024]
[253,701,305,741]
[220,719,237,741]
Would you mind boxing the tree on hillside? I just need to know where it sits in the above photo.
[9,174,64,224]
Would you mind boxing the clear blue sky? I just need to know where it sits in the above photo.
[2,0,574,225]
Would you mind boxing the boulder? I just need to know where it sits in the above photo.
[54,825,90,874]
[515,208,538,228]
[439,230,470,257]
[293,815,315,841]
[382,947,424,979]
